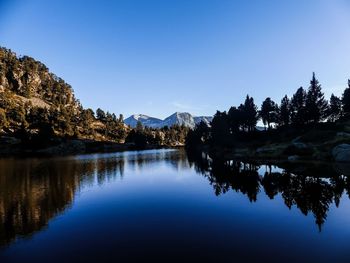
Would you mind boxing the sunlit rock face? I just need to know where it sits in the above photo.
[0,48,77,108]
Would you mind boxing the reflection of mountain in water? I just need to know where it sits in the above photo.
[0,150,188,246]
[188,152,350,231]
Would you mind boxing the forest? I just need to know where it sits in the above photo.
[186,73,350,161]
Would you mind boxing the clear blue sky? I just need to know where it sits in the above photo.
[1,0,350,118]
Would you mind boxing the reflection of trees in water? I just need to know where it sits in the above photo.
[0,156,125,246]
[0,150,189,246]
[125,149,189,171]
[188,153,350,231]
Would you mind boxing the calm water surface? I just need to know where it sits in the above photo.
[0,149,350,262]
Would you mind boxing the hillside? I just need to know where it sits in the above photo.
[0,47,194,155]
[0,47,128,143]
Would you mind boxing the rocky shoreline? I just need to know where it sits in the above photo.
[195,132,350,163]
[0,136,174,157]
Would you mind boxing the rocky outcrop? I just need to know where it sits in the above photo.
[332,144,350,162]
[0,47,77,107]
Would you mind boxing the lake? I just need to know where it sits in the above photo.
[0,149,350,262]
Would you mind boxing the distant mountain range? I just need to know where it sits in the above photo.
[124,112,213,129]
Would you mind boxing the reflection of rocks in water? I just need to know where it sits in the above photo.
[0,149,188,246]
[187,152,350,231]
[0,156,125,246]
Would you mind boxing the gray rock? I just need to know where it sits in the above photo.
[332,144,350,162]
[288,155,299,161]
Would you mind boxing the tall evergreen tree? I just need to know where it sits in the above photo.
[228,106,244,133]
[240,95,258,132]
[291,87,307,126]
[118,114,124,123]
[96,108,106,121]
[80,108,95,135]
[260,97,278,129]
[342,79,350,116]
[211,111,230,145]
[278,95,291,126]
[136,120,144,132]
[328,94,341,122]
[305,72,328,123]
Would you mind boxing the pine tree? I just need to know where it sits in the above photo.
[278,95,291,126]
[96,108,106,122]
[80,108,95,135]
[211,111,230,145]
[342,79,350,116]
[228,106,244,133]
[328,94,341,122]
[240,95,258,132]
[136,121,143,132]
[260,97,278,129]
[291,87,307,126]
[305,72,328,123]
[118,114,124,123]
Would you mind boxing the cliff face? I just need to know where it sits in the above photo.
[0,48,77,107]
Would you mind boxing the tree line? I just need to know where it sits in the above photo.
[125,120,189,148]
[187,73,350,147]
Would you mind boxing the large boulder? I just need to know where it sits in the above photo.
[332,144,350,162]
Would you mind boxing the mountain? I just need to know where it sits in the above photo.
[125,112,213,129]
[124,114,163,128]
[194,116,213,126]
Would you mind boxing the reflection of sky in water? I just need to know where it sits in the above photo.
[1,149,350,262]
[258,165,283,175]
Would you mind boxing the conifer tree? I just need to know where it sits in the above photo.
[211,111,230,145]
[96,108,106,122]
[260,97,278,129]
[278,95,291,126]
[305,72,328,123]
[291,87,307,126]
[328,94,341,122]
[242,95,258,132]
[342,79,350,116]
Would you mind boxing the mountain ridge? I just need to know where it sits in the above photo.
[125,112,212,129]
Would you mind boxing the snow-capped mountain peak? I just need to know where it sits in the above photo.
[124,112,212,129]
